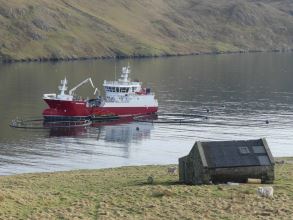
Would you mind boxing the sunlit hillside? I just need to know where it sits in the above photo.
[0,0,293,61]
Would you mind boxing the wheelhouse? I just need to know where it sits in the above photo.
[104,85,141,94]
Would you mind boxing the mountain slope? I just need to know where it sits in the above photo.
[0,0,293,61]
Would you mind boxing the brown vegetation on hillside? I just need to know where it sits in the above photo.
[0,0,293,61]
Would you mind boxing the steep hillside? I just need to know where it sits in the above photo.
[0,0,293,61]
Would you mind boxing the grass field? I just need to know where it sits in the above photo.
[1,0,293,61]
[0,158,292,219]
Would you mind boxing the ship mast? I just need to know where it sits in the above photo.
[119,65,130,82]
[59,78,68,96]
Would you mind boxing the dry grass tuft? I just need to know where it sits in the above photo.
[151,187,173,198]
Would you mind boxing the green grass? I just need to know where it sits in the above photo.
[1,0,293,61]
[0,158,292,219]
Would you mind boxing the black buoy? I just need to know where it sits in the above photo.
[206,108,210,113]
[136,127,140,131]
[265,120,269,124]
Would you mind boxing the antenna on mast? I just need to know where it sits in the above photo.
[128,55,131,67]
[114,56,117,81]
[128,56,131,79]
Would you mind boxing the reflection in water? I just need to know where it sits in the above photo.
[93,117,154,159]
[93,116,155,144]
[49,127,89,137]
[0,120,154,175]
[104,122,152,144]
[47,115,155,140]
[97,121,153,159]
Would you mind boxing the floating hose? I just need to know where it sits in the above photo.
[10,118,92,129]
[134,113,209,124]
[10,112,209,129]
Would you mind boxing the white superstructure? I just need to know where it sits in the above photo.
[102,66,158,107]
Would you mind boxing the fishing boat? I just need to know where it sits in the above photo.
[42,65,158,121]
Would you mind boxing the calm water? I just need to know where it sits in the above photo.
[0,53,293,175]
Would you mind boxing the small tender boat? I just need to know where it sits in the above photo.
[43,65,158,121]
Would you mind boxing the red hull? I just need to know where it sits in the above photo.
[43,99,158,119]
[43,99,90,117]
[91,106,158,117]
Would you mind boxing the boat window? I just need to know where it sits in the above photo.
[106,87,131,93]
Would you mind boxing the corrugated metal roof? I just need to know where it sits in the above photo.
[201,139,272,168]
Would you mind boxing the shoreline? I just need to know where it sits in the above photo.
[1,49,292,64]
[2,157,292,177]
[1,157,292,177]
[0,157,292,219]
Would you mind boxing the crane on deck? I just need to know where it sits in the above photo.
[69,78,96,96]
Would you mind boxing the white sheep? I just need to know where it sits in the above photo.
[257,186,274,198]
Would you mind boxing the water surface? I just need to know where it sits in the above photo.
[0,53,293,175]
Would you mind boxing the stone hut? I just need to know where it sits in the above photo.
[179,138,275,185]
